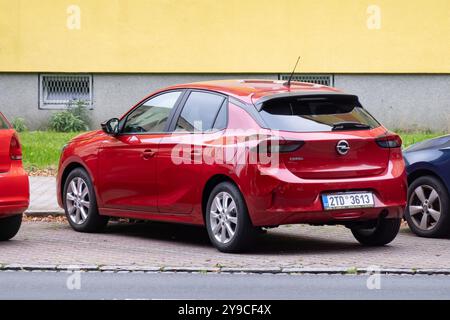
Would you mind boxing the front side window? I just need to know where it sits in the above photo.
[123,91,182,133]
[259,95,380,132]
[175,92,225,132]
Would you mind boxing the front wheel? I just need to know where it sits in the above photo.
[205,182,256,253]
[0,214,22,241]
[351,218,401,246]
[63,168,109,233]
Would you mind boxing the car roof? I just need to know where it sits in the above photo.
[165,79,344,104]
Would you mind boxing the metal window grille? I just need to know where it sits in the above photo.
[278,74,333,86]
[39,74,93,109]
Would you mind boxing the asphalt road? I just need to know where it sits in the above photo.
[0,271,449,300]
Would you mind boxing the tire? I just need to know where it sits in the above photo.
[405,175,450,238]
[0,214,22,241]
[63,168,109,233]
[205,182,256,253]
[351,218,401,246]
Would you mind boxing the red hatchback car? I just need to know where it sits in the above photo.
[0,112,29,240]
[57,80,406,252]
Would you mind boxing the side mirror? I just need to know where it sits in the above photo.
[101,118,120,135]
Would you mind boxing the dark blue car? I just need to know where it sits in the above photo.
[403,135,450,237]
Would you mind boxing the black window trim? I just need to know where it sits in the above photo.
[167,89,229,134]
[118,89,188,135]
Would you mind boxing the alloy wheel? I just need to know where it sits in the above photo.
[408,185,441,231]
[209,192,238,244]
[66,177,90,225]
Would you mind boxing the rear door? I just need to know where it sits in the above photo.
[258,94,390,179]
[0,113,13,173]
[157,90,227,213]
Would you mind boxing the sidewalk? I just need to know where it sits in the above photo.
[16,177,450,272]
[27,176,63,215]
[2,221,450,271]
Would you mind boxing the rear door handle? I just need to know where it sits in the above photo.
[142,149,156,159]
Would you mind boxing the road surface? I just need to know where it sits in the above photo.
[0,271,449,300]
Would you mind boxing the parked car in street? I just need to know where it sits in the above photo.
[403,135,450,237]
[0,112,29,240]
[57,80,407,252]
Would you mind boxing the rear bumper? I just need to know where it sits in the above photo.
[246,160,407,226]
[0,163,29,216]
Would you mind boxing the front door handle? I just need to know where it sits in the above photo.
[142,149,156,160]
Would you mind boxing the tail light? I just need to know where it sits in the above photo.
[273,139,305,153]
[256,138,305,154]
[10,133,22,160]
[376,133,402,148]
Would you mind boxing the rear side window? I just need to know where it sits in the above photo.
[0,114,9,129]
[259,95,380,132]
[175,92,225,132]
[212,104,227,130]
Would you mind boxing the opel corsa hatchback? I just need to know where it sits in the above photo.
[0,112,29,240]
[57,80,407,252]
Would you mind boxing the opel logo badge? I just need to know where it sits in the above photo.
[336,140,350,155]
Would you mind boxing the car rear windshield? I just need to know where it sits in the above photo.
[259,95,380,132]
[0,114,9,129]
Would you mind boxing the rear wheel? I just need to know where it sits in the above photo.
[351,218,401,246]
[205,182,256,253]
[0,214,22,241]
[405,176,450,237]
[63,168,109,232]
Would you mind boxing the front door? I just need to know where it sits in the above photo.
[97,90,184,213]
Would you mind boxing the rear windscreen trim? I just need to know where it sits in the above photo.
[256,94,381,133]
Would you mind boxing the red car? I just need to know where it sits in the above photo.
[0,112,29,240]
[57,80,406,252]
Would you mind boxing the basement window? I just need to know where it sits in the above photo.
[39,74,93,109]
[278,74,333,86]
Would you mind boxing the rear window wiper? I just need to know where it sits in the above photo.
[332,122,371,131]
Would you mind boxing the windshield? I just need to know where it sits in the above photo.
[259,95,380,132]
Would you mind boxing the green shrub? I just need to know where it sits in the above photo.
[68,99,91,127]
[49,111,86,132]
[48,100,91,132]
[11,117,28,132]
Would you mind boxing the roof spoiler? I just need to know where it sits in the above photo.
[254,92,359,111]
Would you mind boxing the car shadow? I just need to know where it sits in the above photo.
[104,220,211,247]
[101,221,389,255]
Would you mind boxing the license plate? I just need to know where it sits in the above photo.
[322,192,374,210]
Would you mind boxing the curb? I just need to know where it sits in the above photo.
[24,210,64,216]
[1,264,450,275]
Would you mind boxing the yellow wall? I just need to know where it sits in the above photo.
[0,0,449,73]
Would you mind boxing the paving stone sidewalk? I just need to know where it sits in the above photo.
[20,176,450,272]
[1,221,449,270]
[27,176,63,214]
